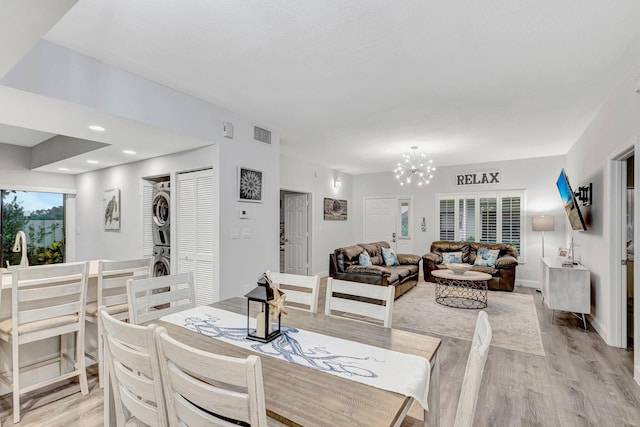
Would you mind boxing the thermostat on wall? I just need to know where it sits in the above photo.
[239,209,248,219]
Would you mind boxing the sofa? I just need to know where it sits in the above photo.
[329,241,421,299]
[422,241,518,292]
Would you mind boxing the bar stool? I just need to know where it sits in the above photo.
[85,258,153,388]
[0,262,90,423]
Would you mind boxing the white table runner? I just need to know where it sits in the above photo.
[161,306,430,409]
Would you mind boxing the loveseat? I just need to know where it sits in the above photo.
[329,241,421,299]
[423,241,518,292]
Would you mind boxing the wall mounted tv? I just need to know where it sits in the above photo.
[556,169,588,231]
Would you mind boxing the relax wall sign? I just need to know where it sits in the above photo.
[456,170,500,186]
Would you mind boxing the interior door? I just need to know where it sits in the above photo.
[364,198,397,250]
[284,193,308,275]
[177,169,217,304]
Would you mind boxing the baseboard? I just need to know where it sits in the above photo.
[590,315,609,344]
[518,279,540,289]
[635,366,640,386]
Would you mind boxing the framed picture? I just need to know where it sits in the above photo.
[324,198,347,221]
[238,167,263,203]
[558,247,569,258]
[103,188,120,230]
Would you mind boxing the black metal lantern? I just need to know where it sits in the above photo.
[244,273,282,343]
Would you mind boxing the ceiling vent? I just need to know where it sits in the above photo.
[253,126,272,144]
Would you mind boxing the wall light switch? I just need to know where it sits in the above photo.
[231,228,241,239]
[242,228,250,238]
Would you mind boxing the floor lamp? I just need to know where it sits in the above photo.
[532,215,555,258]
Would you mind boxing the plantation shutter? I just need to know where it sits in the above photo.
[479,197,497,244]
[439,199,455,240]
[501,196,521,255]
[458,198,476,242]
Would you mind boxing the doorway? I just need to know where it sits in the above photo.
[609,139,639,384]
[280,190,311,275]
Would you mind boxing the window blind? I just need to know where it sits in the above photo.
[439,199,455,240]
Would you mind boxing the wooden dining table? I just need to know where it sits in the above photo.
[154,297,442,427]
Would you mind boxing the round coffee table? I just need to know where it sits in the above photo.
[431,269,491,309]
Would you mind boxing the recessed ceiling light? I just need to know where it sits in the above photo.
[88,125,106,132]
[123,150,136,155]
[58,167,69,171]
[87,160,99,164]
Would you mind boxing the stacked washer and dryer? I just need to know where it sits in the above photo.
[152,182,171,277]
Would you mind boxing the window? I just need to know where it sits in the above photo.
[399,199,411,238]
[437,191,524,258]
[1,190,66,267]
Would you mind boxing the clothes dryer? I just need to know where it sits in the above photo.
[152,182,170,246]
[153,246,170,277]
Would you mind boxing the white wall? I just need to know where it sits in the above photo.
[0,143,75,193]
[352,155,566,285]
[280,154,353,276]
[4,40,281,300]
[564,58,640,380]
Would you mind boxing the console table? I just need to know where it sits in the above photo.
[540,257,591,329]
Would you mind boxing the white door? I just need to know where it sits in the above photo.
[177,169,218,305]
[284,193,309,275]
[364,198,397,250]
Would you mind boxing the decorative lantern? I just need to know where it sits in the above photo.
[244,273,282,343]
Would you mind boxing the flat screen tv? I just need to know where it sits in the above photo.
[556,169,587,231]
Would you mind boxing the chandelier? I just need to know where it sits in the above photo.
[394,146,436,186]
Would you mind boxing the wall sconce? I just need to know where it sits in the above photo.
[420,217,427,232]
[334,177,342,188]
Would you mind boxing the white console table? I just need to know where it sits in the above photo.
[541,257,591,329]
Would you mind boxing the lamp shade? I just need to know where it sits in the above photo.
[532,215,555,232]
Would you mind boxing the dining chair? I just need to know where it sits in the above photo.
[98,306,167,427]
[0,262,90,423]
[127,271,195,324]
[402,311,492,427]
[266,270,320,313]
[154,326,269,427]
[324,277,395,327]
[85,258,153,388]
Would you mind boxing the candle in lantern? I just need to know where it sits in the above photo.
[256,312,265,338]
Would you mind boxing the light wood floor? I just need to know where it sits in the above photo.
[1,284,638,427]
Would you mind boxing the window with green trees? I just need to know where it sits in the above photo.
[1,190,65,268]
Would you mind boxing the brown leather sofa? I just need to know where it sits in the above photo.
[422,241,518,292]
[329,241,421,299]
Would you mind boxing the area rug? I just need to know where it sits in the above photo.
[393,282,545,356]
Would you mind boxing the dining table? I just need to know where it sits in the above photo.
[153,297,442,427]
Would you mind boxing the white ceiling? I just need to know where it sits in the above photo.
[7,1,640,175]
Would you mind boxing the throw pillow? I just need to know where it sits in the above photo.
[474,247,500,267]
[381,247,399,266]
[359,250,372,266]
[442,251,463,264]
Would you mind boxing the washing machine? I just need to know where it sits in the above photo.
[152,182,170,246]
[153,246,170,277]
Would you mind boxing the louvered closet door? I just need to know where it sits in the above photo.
[177,169,218,305]
[142,180,154,257]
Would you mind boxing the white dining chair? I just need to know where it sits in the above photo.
[154,326,268,427]
[127,271,195,324]
[266,270,320,313]
[402,311,492,427]
[85,258,153,388]
[0,262,90,423]
[99,306,167,427]
[324,277,395,327]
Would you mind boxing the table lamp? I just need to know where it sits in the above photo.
[532,215,555,258]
